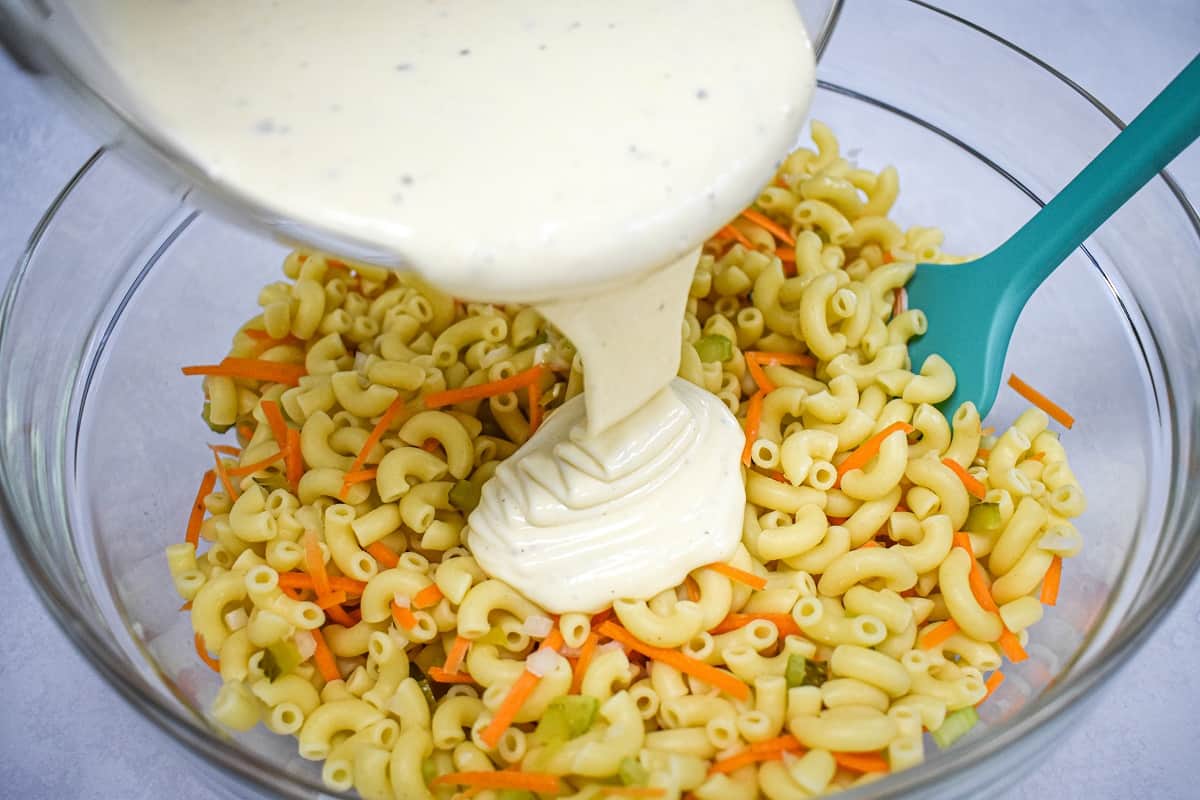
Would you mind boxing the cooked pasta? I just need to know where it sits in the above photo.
[175,123,1085,798]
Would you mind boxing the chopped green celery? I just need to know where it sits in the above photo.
[533,695,600,745]
[497,792,535,800]
[261,641,301,681]
[931,706,979,749]
[785,654,828,688]
[966,502,1002,533]
[527,331,549,347]
[693,334,734,363]
[420,757,438,785]
[201,402,234,434]
[448,479,482,513]
[409,662,437,708]
[618,757,650,787]
[476,627,511,647]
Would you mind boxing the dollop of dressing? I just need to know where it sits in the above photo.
[68,0,816,611]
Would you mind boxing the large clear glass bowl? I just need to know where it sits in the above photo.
[2,1,1198,798]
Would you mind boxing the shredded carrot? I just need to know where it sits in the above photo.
[316,590,349,610]
[365,541,400,569]
[391,599,419,630]
[481,630,566,747]
[194,633,220,672]
[179,601,192,611]
[431,772,560,794]
[570,631,600,695]
[423,365,545,409]
[833,752,889,774]
[340,395,409,499]
[954,534,1028,663]
[185,470,217,547]
[720,224,754,249]
[210,447,239,500]
[1041,556,1063,606]
[919,619,959,650]
[706,562,767,591]
[527,382,543,433]
[260,399,288,448]
[981,426,995,436]
[236,424,254,442]
[827,516,848,526]
[280,584,306,601]
[225,448,289,477]
[892,286,907,319]
[708,613,802,638]
[303,532,334,601]
[976,448,991,461]
[598,789,666,798]
[421,438,441,453]
[443,635,472,676]
[882,250,895,264]
[591,608,615,627]
[309,629,340,682]
[858,540,881,550]
[709,735,803,774]
[997,629,1028,663]
[776,247,796,261]
[413,584,444,609]
[427,667,476,684]
[741,390,766,467]
[181,357,307,386]
[835,422,915,482]
[598,621,749,700]
[1007,374,1075,429]
[741,208,795,246]
[285,426,303,486]
[277,572,367,596]
[745,357,777,393]
[978,670,1006,706]
[1028,451,1046,462]
[324,603,356,627]
[943,458,987,500]
[745,350,818,369]
[341,468,378,486]
[683,576,701,603]
[210,444,242,457]
[767,469,788,484]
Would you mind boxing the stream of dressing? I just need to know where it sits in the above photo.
[69,0,816,612]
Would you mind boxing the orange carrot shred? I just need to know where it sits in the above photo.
[309,629,340,682]
[340,396,408,499]
[260,399,288,448]
[708,613,802,638]
[1041,556,1063,606]
[943,458,987,500]
[316,590,349,610]
[391,599,418,630]
[179,601,192,612]
[598,621,749,700]
[998,628,1028,663]
[919,619,959,650]
[833,752,890,774]
[745,357,777,393]
[365,541,400,569]
[421,438,441,453]
[236,424,254,442]
[430,772,560,794]
[413,584,444,609]
[892,286,907,319]
[977,448,991,461]
[709,735,803,774]
[280,584,306,601]
[481,630,565,747]
[423,365,545,409]
[858,540,881,550]
[194,633,220,672]
[954,534,1028,663]
[286,426,303,486]
[443,635,472,676]
[1007,374,1075,429]
[277,572,367,595]
[181,357,307,386]
[978,671,1006,706]
[835,422,915,483]
[341,468,378,485]
[210,444,242,457]
[225,448,289,477]
[882,250,896,264]
[210,447,239,500]
[741,390,766,467]
[570,631,600,695]
[745,350,818,369]
[527,382,543,433]
[683,576,701,603]
[324,603,356,627]
[706,562,767,591]
[720,224,754,249]
[741,208,796,246]
[185,470,217,547]
[775,246,796,261]
[303,532,334,600]
[427,667,476,684]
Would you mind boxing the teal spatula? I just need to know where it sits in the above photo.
[906,52,1200,417]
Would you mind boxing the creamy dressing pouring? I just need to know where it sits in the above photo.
[68,0,816,611]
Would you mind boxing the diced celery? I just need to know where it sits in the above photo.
[409,662,437,708]
[262,641,301,681]
[618,757,650,787]
[965,502,1002,533]
[693,334,734,363]
[533,695,600,745]
[931,706,979,749]
[448,479,481,513]
[785,654,828,688]
[420,757,437,785]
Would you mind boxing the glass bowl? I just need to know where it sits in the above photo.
[2,1,1198,798]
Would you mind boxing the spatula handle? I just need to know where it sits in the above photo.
[999,52,1200,299]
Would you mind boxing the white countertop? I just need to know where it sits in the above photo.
[1,2,1198,797]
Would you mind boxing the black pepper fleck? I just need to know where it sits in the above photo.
[459,48,471,56]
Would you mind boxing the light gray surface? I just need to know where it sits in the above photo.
[1,2,1198,798]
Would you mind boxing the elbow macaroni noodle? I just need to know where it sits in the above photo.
[172,125,1085,797]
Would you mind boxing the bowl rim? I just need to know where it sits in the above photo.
[3,1,1200,798]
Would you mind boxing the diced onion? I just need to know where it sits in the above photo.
[224,607,248,632]
[526,647,559,678]
[295,631,317,660]
[393,593,411,609]
[522,614,554,639]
